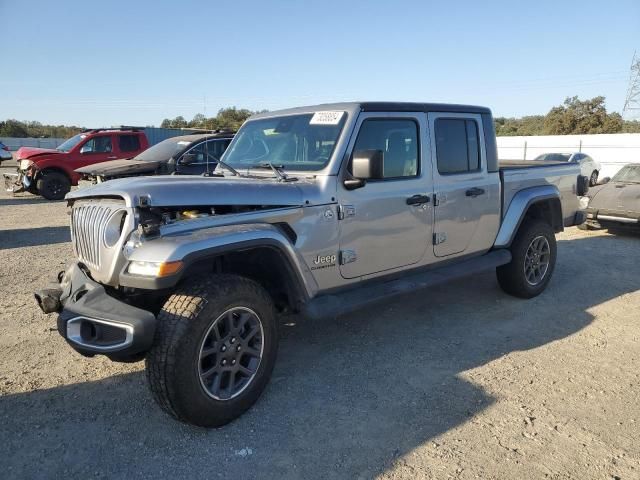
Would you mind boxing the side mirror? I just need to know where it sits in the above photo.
[80,145,93,154]
[344,149,384,190]
[180,153,197,165]
[599,176,611,185]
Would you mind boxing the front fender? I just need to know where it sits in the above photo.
[494,185,561,248]
[30,158,79,185]
[118,223,318,298]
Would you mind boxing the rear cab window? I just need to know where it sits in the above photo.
[118,134,141,153]
[434,118,480,174]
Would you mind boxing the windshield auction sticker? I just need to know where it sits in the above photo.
[310,111,344,125]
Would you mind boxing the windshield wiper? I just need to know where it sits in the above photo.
[215,160,241,177]
[256,162,299,182]
[258,162,288,181]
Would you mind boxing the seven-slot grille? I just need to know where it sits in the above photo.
[70,201,124,269]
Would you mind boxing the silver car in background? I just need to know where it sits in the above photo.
[534,152,601,186]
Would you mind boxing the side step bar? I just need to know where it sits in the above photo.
[302,249,512,320]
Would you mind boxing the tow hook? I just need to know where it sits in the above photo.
[34,287,63,314]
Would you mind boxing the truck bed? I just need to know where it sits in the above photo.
[499,159,582,226]
[499,159,567,169]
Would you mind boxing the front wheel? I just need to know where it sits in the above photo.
[146,274,278,427]
[589,171,599,186]
[36,171,70,200]
[496,220,557,298]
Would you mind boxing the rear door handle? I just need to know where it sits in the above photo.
[406,194,430,205]
[465,187,485,197]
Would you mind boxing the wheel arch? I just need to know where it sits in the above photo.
[36,166,72,182]
[182,243,310,313]
[494,186,563,248]
[119,224,317,312]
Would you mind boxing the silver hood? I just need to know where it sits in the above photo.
[65,174,331,208]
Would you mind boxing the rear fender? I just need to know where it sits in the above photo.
[494,185,562,247]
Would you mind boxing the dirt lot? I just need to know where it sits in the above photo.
[0,164,639,479]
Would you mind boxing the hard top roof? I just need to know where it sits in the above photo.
[250,102,491,120]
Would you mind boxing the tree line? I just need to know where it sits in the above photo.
[159,107,265,131]
[495,96,640,136]
[2,98,639,139]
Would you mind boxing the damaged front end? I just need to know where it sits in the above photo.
[3,163,36,194]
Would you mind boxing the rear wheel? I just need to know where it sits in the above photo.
[37,171,70,200]
[146,274,278,427]
[497,220,557,298]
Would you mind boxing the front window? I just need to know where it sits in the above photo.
[222,112,346,171]
[81,136,112,154]
[612,165,640,183]
[57,134,86,152]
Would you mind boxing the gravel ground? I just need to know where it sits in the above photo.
[1,164,639,479]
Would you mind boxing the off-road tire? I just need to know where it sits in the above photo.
[496,220,557,299]
[146,274,278,427]
[36,171,70,200]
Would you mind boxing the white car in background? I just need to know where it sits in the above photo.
[534,152,601,186]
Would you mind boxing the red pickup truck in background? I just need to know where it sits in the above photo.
[4,127,149,200]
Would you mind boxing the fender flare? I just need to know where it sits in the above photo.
[118,223,318,300]
[494,185,562,248]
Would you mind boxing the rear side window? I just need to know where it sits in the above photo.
[119,134,141,152]
[435,119,480,174]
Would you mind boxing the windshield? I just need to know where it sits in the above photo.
[612,164,640,183]
[534,153,571,162]
[135,137,193,162]
[222,112,346,171]
[56,134,86,152]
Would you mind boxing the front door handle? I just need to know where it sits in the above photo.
[465,187,485,197]
[107,156,118,159]
[406,194,430,205]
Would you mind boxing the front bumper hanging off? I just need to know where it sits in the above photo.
[35,262,157,360]
[3,171,27,193]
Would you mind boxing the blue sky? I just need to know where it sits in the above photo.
[1,0,638,126]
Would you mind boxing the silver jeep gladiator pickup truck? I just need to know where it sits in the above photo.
[35,102,588,427]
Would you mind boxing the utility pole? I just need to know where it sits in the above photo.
[623,51,640,120]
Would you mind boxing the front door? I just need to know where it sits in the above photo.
[338,113,433,279]
[176,139,231,175]
[74,134,117,170]
[427,112,495,257]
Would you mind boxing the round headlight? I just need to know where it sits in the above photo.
[103,210,127,248]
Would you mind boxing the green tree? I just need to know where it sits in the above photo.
[543,96,622,135]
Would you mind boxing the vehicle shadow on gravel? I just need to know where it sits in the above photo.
[0,196,56,206]
[0,226,71,249]
[1,235,638,479]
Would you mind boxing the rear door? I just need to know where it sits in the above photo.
[117,134,143,158]
[428,112,499,258]
[338,112,433,279]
